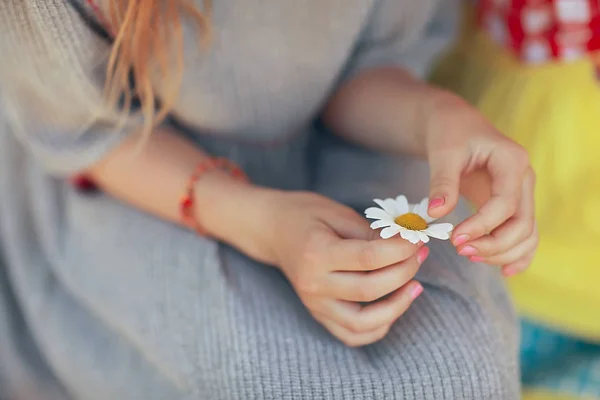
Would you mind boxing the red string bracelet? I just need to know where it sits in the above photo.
[180,157,249,236]
[71,174,99,192]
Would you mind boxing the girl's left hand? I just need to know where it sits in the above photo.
[424,95,538,277]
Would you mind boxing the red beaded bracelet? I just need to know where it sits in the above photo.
[180,157,249,236]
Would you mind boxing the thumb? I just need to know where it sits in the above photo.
[327,206,374,240]
[428,157,463,219]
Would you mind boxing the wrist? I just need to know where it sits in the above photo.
[194,172,280,264]
[422,91,469,155]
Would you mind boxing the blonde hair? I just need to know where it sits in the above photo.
[104,0,212,134]
[0,0,211,149]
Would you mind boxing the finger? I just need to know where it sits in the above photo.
[502,251,536,277]
[314,314,391,347]
[469,227,538,267]
[452,146,529,243]
[326,247,427,302]
[326,205,375,240]
[428,151,464,219]
[458,169,535,257]
[316,281,423,334]
[328,237,423,272]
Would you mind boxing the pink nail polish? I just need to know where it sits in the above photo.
[470,256,484,263]
[453,234,470,247]
[429,197,445,210]
[410,284,424,300]
[417,246,430,264]
[503,267,519,277]
[459,245,478,256]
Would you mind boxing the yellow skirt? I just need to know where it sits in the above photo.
[431,8,600,341]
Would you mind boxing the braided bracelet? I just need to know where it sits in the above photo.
[180,157,248,236]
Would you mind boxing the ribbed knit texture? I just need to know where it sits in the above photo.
[0,0,519,399]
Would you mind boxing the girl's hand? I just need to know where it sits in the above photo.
[424,96,538,276]
[261,191,428,347]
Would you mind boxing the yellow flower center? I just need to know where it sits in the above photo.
[394,213,428,231]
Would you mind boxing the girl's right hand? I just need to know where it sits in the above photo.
[261,191,429,347]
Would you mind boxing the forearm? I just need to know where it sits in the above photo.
[87,128,275,263]
[322,66,461,157]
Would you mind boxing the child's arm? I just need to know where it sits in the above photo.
[323,67,538,276]
[323,66,443,157]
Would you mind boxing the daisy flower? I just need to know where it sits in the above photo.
[365,196,454,244]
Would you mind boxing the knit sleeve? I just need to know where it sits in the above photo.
[344,0,461,80]
[0,1,138,176]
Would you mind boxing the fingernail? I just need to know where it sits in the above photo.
[417,246,430,264]
[429,197,445,210]
[459,245,477,256]
[503,267,519,277]
[453,234,470,247]
[470,256,484,263]
[410,283,424,300]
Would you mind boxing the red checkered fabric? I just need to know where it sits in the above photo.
[477,0,600,63]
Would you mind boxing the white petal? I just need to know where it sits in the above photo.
[423,223,454,240]
[380,225,401,239]
[418,231,430,243]
[373,198,398,216]
[399,229,421,244]
[414,197,436,223]
[394,195,410,215]
[410,197,425,214]
[365,207,391,220]
[370,218,394,229]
